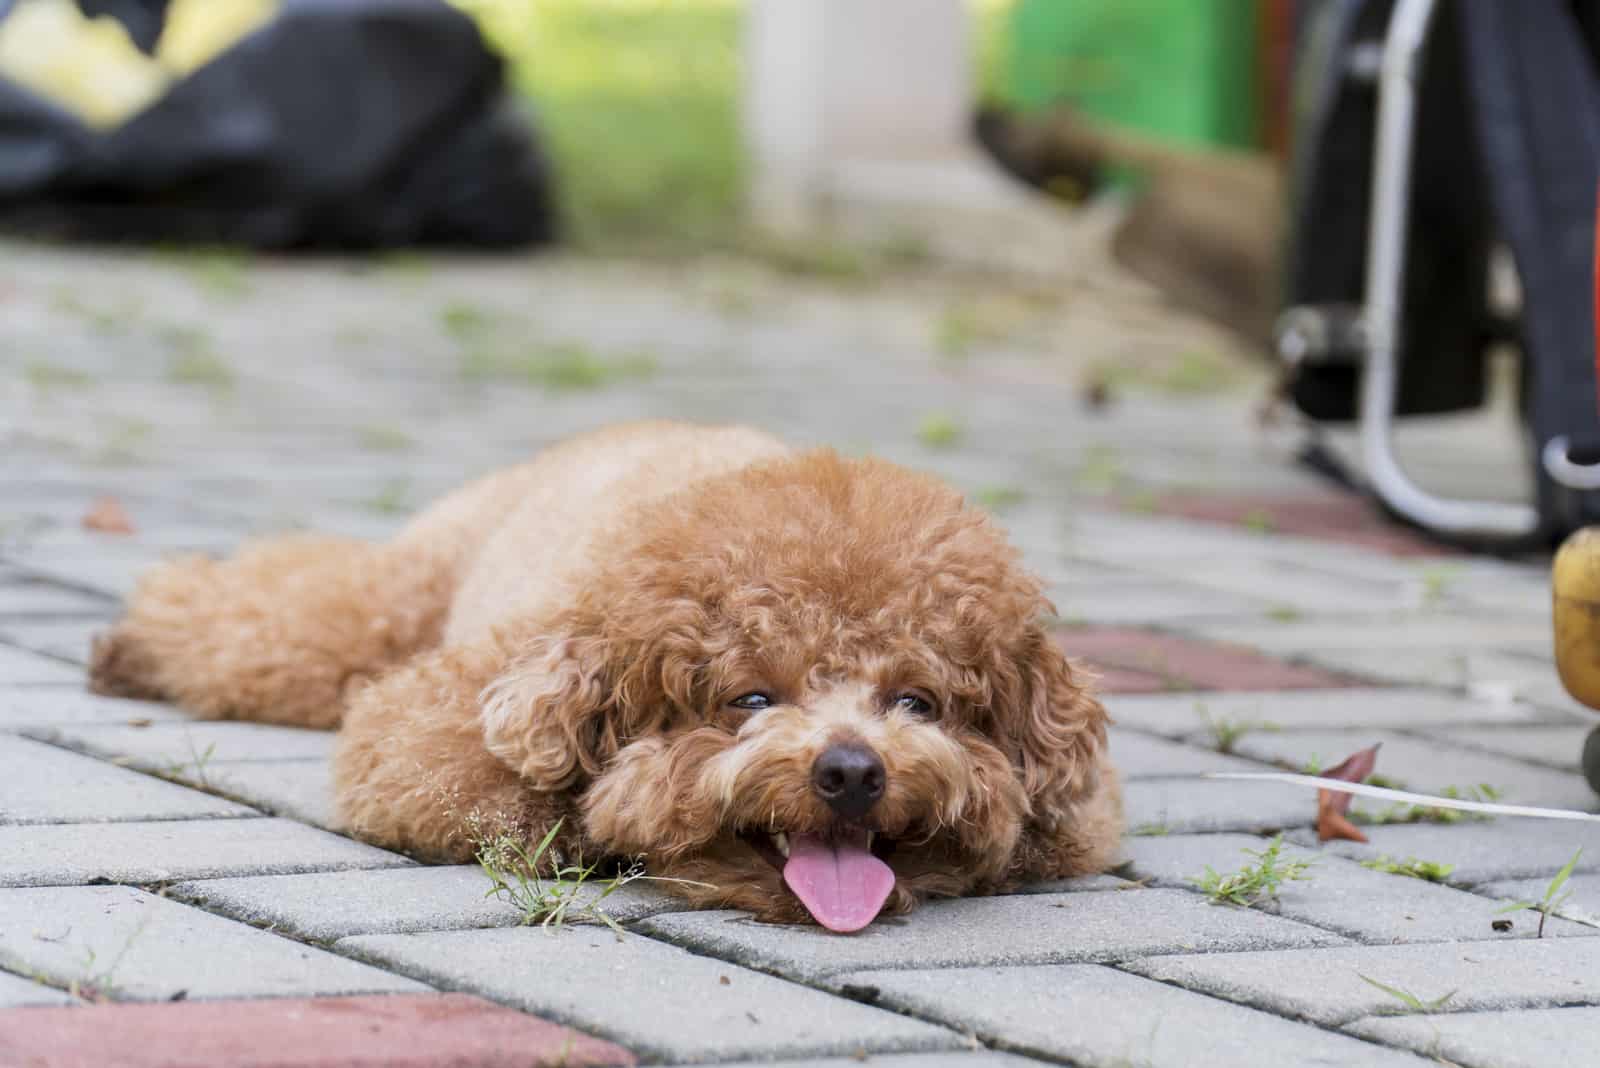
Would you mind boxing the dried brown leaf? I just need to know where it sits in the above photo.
[1318,743,1382,815]
[1317,789,1369,843]
[82,496,135,535]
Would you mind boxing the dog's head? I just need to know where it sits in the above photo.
[480,450,1109,931]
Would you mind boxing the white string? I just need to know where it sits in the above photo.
[1203,771,1600,823]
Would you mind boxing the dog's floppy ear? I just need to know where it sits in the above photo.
[480,627,618,791]
[1004,628,1109,820]
[479,606,696,792]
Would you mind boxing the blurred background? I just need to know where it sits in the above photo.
[0,0,1581,569]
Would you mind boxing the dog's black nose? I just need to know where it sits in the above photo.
[812,742,886,819]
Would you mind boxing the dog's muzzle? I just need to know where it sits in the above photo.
[811,741,885,820]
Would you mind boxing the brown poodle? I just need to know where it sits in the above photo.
[91,421,1121,931]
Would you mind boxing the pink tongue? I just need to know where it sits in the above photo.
[782,832,895,933]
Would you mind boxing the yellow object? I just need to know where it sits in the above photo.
[0,0,167,127]
[1552,527,1600,710]
[157,0,279,75]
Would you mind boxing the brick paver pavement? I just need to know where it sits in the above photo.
[1,237,1595,1066]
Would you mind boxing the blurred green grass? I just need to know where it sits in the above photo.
[456,0,1015,253]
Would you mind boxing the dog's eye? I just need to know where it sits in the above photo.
[728,692,773,711]
[891,693,935,717]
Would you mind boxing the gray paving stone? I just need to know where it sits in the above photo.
[0,885,426,1001]
[1478,873,1600,929]
[12,524,242,557]
[715,1056,1032,1068]
[0,644,81,685]
[0,578,115,616]
[1308,822,1600,886]
[189,759,336,827]
[0,735,252,824]
[1121,833,1593,944]
[1187,617,1553,658]
[1124,938,1600,1026]
[171,864,683,941]
[1107,726,1269,778]
[1228,729,1599,810]
[1129,557,1416,616]
[1008,873,1135,894]
[0,619,104,663]
[0,689,187,729]
[0,817,410,887]
[1297,649,1593,719]
[8,551,164,599]
[340,927,959,1063]
[839,964,1432,1068]
[0,969,74,1007]
[1123,778,1315,835]
[29,720,336,768]
[1064,512,1367,569]
[1416,724,1592,773]
[635,889,1346,985]
[1051,578,1270,625]
[1347,1006,1600,1068]
[1105,688,1551,740]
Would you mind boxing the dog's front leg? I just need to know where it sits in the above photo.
[331,640,578,864]
[1003,765,1125,887]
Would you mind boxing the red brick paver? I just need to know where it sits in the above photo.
[1057,626,1352,692]
[1084,663,1173,694]
[1130,490,1461,558]
[0,993,634,1068]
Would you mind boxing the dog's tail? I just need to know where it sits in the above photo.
[89,535,453,729]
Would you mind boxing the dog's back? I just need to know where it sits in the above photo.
[409,421,791,645]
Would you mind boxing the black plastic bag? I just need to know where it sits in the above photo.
[0,0,557,248]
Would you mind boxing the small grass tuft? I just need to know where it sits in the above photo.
[477,820,642,934]
[1355,784,1503,826]
[1417,564,1462,608]
[1073,445,1125,493]
[1197,704,1278,755]
[373,250,434,281]
[363,478,412,516]
[1496,848,1582,938]
[157,246,253,300]
[1241,508,1277,534]
[51,289,136,334]
[915,412,964,450]
[743,234,869,282]
[1265,605,1301,622]
[932,301,1021,360]
[357,425,417,453]
[167,350,234,390]
[162,735,217,791]
[93,418,155,466]
[973,485,1026,513]
[161,326,233,391]
[461,342,657,392]
[440,302,493,342]
[1123,488,1159,513]
[476,817,710,935]
[25,361,92,392]
[1361,855,1456,883]
[1156,349,1241,394]
[1193,835,1315,909]
[1358,973,1456,1014]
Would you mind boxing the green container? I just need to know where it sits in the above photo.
[1006,0,1260,150]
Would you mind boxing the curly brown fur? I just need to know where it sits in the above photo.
[98,422,1121,928]
[91,536,452,728]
